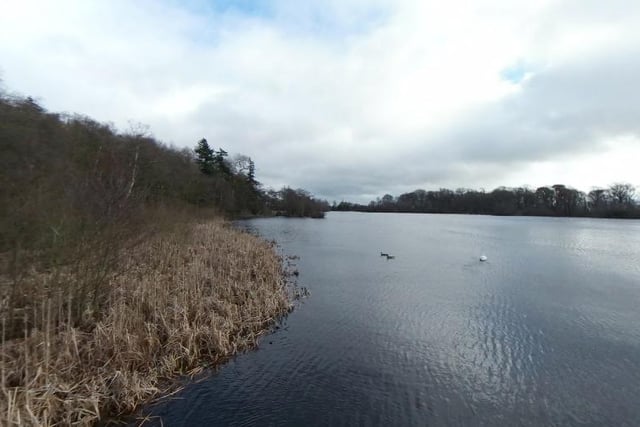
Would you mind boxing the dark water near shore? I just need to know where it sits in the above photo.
[146,212,640,426]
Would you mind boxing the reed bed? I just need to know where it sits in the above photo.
[0,220,291,426]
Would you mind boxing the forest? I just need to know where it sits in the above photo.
[0,89,328,262]
[333,184,640,218]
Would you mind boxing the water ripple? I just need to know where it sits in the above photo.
[144,214,640,426]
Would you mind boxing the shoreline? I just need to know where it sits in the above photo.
[1,219,293,426]
[329,209,640,220]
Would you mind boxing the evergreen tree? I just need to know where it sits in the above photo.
[248,159,257,185]
[213,148,231,176]
[194,138,215,175]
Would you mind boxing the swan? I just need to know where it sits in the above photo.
[479,255,487,262]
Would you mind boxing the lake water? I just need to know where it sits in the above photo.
[145,212,640,426]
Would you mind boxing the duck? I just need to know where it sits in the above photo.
[380,252,389,257]
[479,255,487,262]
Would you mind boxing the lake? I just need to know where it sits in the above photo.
[144,212,640,426]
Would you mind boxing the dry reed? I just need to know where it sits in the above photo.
[0,220,291,426]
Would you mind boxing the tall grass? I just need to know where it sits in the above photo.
[0,219,291,426]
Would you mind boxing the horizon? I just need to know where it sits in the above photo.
[2,0,640,202]
[334,182,638,206]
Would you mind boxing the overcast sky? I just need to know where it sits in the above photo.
[2,0,639,202]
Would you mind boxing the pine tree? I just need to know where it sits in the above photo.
[194,138,214,175]
[213,148,230,176]
[248,159,257,186]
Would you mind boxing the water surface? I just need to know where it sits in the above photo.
[146,213,640,426]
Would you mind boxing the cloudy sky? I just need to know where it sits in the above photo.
[1,0,639,202]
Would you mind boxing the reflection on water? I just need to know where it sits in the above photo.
[144,213,640,426]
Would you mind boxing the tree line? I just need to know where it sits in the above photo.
[191,137,329,218]
[0,89,327,235]
[333,184,639,218]
[0,88,328,311]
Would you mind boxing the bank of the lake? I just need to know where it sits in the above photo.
[0,220,292,426]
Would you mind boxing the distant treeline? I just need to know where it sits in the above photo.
[333,184,640,218]
[191,137,329,217]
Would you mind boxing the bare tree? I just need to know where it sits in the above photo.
[588,188,609,210]
[230,154,252,176]
[609,183,636,207]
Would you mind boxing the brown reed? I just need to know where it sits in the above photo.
[0,220,291,426]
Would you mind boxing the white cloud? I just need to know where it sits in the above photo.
[1,0,639,202]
